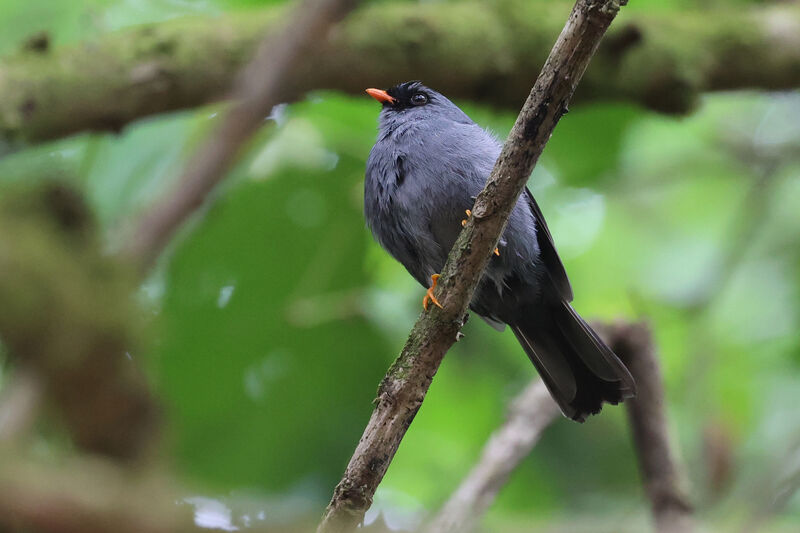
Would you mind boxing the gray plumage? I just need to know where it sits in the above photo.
[364,81,635,421]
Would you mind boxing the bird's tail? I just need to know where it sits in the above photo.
[510,302,635,422]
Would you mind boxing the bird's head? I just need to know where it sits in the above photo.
[366,81,472,128]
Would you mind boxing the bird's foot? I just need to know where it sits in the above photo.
[423,274,444,310]
[461,209,499,256]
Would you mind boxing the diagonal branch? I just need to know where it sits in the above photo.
[425,380,560,533]
[317,1,628,531]
[0,183,158,460]
[123,0,361,270]
[427,320,694,533]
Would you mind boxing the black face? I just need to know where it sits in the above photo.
[385,81,430,110]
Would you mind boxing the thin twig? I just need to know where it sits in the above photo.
[125,0,360,269]
[317,1,628,531]
[425,380,560,533]
[598,321,695,533]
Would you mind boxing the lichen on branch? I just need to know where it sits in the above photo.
[1,1,799,143]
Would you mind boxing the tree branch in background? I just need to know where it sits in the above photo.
[2,1,800,143]
[0,3,365,530]
[597,321,695,533]
[0,453,312,533]
[317,1,627,531]
[124,0,361,269]
[0,185,311,532]
[0,455,196,533]
[427,320,695,533]
[426,380,560,533]
[0,183,157,459]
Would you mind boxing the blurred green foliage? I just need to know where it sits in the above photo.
[0,0,799,531]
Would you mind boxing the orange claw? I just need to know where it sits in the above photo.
[494,247,500,256]
[461,209,472,227]
[423,274,444,310]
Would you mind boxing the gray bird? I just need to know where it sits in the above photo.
[364,81,635,421]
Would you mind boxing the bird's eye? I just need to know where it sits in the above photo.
[411,93,428,106]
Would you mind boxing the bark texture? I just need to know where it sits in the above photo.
[317,1,627,531]
[1,1,799,143]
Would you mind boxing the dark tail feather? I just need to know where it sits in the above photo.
[511,302,635,422]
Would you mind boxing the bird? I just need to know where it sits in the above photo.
[363,81,635,422]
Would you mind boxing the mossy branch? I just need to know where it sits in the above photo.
[2,1,800,143]
[317,1,627,531]
[0,183,157,459]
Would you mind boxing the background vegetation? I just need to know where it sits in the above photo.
[0,0,798,531]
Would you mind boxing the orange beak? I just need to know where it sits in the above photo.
[366,88,396,105]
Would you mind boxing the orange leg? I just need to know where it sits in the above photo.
[422,274,444,310]
[461,209,499,256]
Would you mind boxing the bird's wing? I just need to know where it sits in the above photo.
[524,188,574,302]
